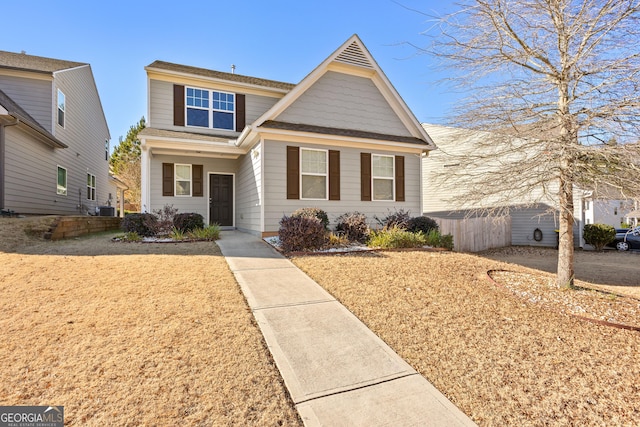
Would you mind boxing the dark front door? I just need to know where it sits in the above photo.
[209,174,233,226]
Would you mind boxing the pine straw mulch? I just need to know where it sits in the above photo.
[0,226,301,426]
[291,250,640,426]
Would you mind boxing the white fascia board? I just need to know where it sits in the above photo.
[0,105,8,115]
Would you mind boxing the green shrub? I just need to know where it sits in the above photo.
[439,233,454,251]
[121,213,157,237]
[173,212,205,232]
[423,229,442,247]
[326,232,350,248]
[374,209,411,230]
[170,227,185,240]
[367,226,426,249]
[279,215,326,252]
[189,224,221,241]
[408,216,439,234]
[291,207,330,230]
[335,211,369,242]
[124,231,141,242]
[583,223,616,251]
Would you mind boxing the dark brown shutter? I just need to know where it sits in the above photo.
[173,85,185,126]
[193,165,203,197]
[395,155,405,202]
[329,150,340,201]
[162,163,174,196]
[360,153,371,201]
[235,94,246,131]
[286,146,300,200]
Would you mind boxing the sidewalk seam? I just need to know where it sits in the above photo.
[251,299,336,311]
[294,372,421,405]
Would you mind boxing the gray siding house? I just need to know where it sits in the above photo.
[0,51,111,215]
[421,123,582,247]
[140,35,436,236]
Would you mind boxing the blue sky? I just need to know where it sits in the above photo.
[3,0,459,149]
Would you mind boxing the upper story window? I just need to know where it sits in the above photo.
[186,87,235,130]
[372,154,394,201]
[301,148,327,200]
[57,89,65,128]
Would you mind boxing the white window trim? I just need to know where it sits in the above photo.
[300,147,328,201]
[372,154,395,202]
[87,173,96,201]
[57,165,67,196]
[175,163,192,197]
[185,87,236,131]
[57,89,65,128]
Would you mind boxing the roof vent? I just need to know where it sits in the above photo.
[335,41,374,69]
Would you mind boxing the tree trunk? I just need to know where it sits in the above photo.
[557,171,575,288]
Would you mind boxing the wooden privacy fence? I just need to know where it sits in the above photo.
[434,216,512,252]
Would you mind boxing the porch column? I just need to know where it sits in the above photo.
[140,141,150,213]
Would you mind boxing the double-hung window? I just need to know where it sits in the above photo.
[300,148,328,200]
[57,166,67,195]
[175,164,192,196]
[372,154,394,201]
[57,89,65,128]
[87,173,96,201]
[186,87,235,130]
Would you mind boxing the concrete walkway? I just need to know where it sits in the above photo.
[217,231,476,427]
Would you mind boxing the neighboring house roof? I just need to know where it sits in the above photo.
[0,89,67,148]
[0,50,86,74]
[146,60,296,92]
[109,175,129,190]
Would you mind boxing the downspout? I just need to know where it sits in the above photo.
[0,118,20,210]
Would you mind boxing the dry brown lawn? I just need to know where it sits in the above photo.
[291,249,640,426]
[0,218,301,426]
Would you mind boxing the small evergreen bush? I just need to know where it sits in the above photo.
[408,216,439,234]
[121,213,157,237]
[367,226,427,249]
[439,233,454,251]
[173,212,205,232]
[583,223,616,251]
[279,215,326,252]
[375,209,411,230]
[291,207,330,230]
[335,211,369,242]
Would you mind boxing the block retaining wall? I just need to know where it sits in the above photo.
[48,216,122,240]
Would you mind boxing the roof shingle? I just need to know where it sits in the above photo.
[146,60,296,91]
[0,50,86,74]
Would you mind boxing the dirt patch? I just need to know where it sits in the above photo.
[291,250,640,426]
[0,220,301,426]
[482,246,640,298]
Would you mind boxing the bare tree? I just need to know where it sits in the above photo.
[421,0,640,288]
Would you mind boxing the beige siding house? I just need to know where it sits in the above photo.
[0,51,112,215]
[140,35,435,235]
[421,123,584,247]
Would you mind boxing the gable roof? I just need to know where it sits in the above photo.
[249,34,435,150]
[146,60,296,92]
[0,89,67,148]
[0,51,86,74]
